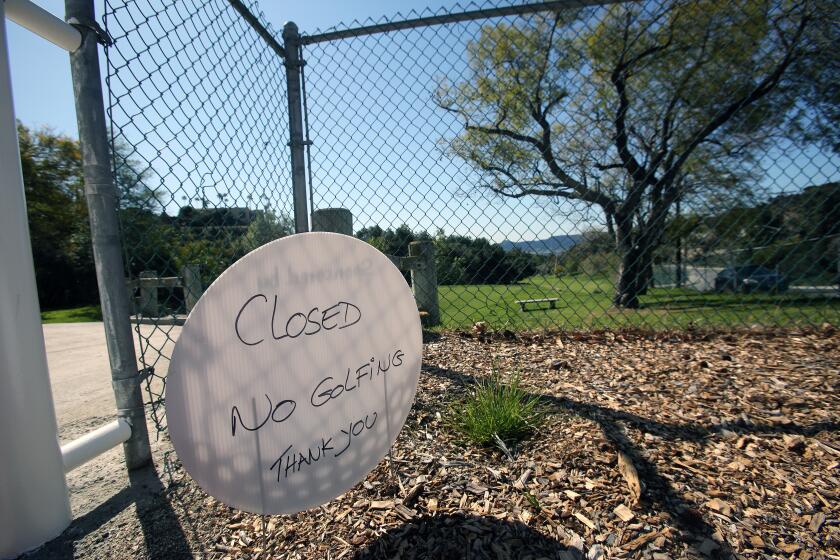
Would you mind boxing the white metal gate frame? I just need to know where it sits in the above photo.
[0,2,141,557]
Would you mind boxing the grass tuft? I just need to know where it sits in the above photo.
[451,370,545,450]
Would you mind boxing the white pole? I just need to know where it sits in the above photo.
[4,0,81,52]
[61,418,132,473]
[0,5,71,558]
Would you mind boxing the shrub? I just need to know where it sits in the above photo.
[451,372,545,450]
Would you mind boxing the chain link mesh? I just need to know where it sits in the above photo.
[301,0,839,330]
[104,0,293,432]
[104,0,839,434]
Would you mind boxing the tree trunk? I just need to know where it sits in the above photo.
[612,215,656,309]
[613,245,644,308]
[638,257,653,295]
[612,213,641,308]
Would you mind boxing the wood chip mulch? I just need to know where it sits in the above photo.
[157,326,839,559]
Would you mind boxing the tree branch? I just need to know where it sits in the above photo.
[533,14,560,111]
[610,25,674,200]
[662,8,811,186]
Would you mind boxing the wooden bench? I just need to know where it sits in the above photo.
[516,298,560,311]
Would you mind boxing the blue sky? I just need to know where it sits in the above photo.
[7,0,459,137]
[8,0,568,243]
[7,1,839,244]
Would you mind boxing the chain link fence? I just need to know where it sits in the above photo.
[104,0,839,431]
[301,0,839,331]
[104,0,294,430]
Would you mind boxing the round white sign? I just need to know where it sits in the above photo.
[166,232,422,515]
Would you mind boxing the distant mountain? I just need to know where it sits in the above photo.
[500,234,582,255]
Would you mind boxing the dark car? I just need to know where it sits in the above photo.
[714,265,788,293]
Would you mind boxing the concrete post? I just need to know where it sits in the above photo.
[0,7,71,556]
[283,22,309,234]
[139,270,159,317]
[67,0,151,470]
[181,264,202,313]
[312,208,353,235]
[408,240,440,326]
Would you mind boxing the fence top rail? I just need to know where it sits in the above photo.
[299,0,624,45]
[227,0,285,58]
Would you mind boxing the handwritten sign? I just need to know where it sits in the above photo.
[166,233,422,514]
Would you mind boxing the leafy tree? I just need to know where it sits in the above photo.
[113,144,160,211]
[434,235,537,285]
[19,123,163,308]
[357,224,426,257]
[18,124,94,307]
[555,229,616,276]
[241,210,294,252]
[439,0,832,307]
[671,181,840,283]
[357,225,539,285]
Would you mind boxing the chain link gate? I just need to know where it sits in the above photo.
[103,0,839,435]
[103,0,297,432]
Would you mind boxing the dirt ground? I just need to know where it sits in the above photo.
[26,325,840,559]
[38,322,178,526]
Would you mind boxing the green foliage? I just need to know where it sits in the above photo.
[20,123,165,309]
[554,229,616,276]
[670,182,840,283]
[524,492,542,511]
[19,124,95,308]
[439,0,832,306]
[434,235,539,285]
[357,224,425,257]
[155,209,293,294]
[20,123,294,313]
[450,371,545,449]
[241,211,294,253]
[357,225,541,285]
[555,182,840,286]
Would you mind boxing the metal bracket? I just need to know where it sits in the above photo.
[67,17,114,47]
[287,139,314,147]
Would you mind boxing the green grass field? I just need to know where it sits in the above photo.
[437,274,840,331]
[40,275,838,330]
[41,305,102,324]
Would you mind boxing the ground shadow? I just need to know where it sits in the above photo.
[127,465,193,558]
[424,363,840,558]
[25,463,191,559]
[422,330,442,343]
[353,512,572,560]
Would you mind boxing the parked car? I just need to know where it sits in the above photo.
[714,265,789,293]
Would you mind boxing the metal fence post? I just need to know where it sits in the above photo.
[409,240,440,326]
[283,22,309,234]
[66,0,151,470]
[312,208,353,235]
